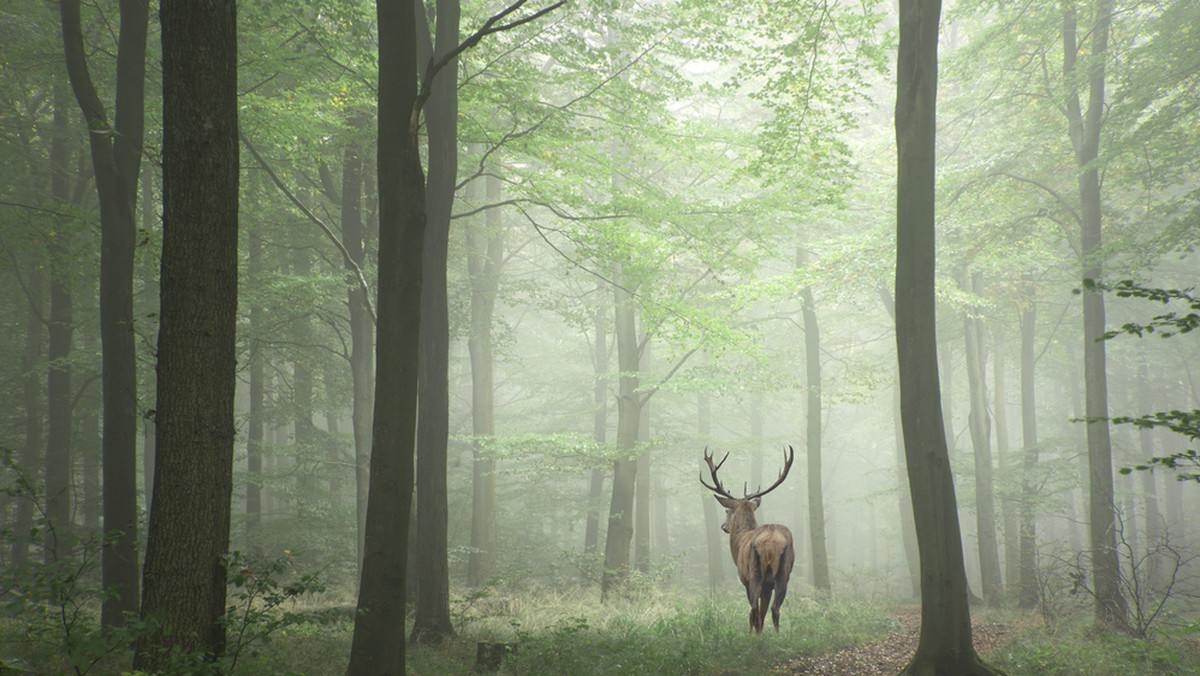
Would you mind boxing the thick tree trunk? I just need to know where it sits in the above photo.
[1063,0,1129,631]
[801,284,830,591]
[635,341,651,574]
[895,0,997,672]
[468,166,503,587]
[880,287,922,598]
[347,0,424,670]
[963,273,1001,607]
[246,233,265,549]
[134,0,238,666]
[1137,366,1165,591]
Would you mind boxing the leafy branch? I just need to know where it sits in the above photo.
[1075,279,1200,339]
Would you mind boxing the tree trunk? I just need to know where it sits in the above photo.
[1137,365,1165,591]
[895,0,997,672]
[14,263,43,568]
[411,0,459,643]
[246,233,264,548]
[1063,0,1129,631]
[582,279,608,563]
[634,340,651,574]
[61,0,147,626]
[133,0,238,666]
[963,273,1001,607]
[340,135,374,580]
[879,287,922,598]
[44,83,75,564]
[467,166,503,586]
[801,283,830,592]
[1018,279,1040,610]
[994,327,1018,601]
[601,270,640,600]
[346,0,424,669]
[699,391,724,594]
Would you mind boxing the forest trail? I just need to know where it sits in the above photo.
[777,606,1012,675]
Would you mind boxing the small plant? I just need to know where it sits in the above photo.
[0,448,144,675]
[219,550,328,672]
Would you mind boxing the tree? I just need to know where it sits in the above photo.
[411,0,460,643]
[1064,0,1129,631]
[133,0,238,668]
[346,0,424,669]
[894,0,999,673]
[60,0,147,626]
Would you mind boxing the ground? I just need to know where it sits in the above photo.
[778,606,1011,675]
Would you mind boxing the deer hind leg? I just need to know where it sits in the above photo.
[770,586,786,631]
[756,589,772,634]
[743,580,758,633]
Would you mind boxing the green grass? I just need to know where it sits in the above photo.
[7,585,1200,675]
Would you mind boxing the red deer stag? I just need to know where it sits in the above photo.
[700,446,795,634]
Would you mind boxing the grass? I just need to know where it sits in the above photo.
[6,583,1200,674]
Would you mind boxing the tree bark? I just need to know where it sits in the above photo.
[133,0,238,666]
[801,283,830,592]
[994,327,1018,601]
[247,233,265,549]
[582,279,609,564]
[601,269,640,600]
[14,263,43,568]
[1018,278,1040,610]
[60,0,147,626]
[963,273,1001,607]
[340,134,374,581]
[468,164,503,587]
[411,0,459,643]
[895,0,997,672]
[346,0,424,669]
[1063,0,1129,631]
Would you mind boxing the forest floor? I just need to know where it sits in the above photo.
[777,605,1013,675]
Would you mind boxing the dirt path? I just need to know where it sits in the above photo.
[777,607,1011,676]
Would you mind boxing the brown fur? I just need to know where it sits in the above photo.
[717,497,795,634]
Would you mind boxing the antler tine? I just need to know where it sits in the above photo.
[699,447,735,499]
[744,445,795,500]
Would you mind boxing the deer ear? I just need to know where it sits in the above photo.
[751,497,761,508]
[714,495,736,509]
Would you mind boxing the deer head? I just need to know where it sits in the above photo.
[700,446,794,535]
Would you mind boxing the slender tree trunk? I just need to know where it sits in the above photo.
[601,269,640,600]
[699,391,723,594]
[247,233,265,550]
[1137,365,1165,591]
[341,135,374,580]
[801,282,830,592]
[1018,278,1040,610]
[1063,0,1129,631]
[467,165,503,587]
[583,279,608,563]
[45,83,75,563]
[347,0,424,669]
[895,1,997,672]
[134,0,238,665]
[61,0,148,626]
[994,327,1018,601]
[411,0,459,642]
[635,340,652,574]
[14,264,43,567]
[963,273,1001,607]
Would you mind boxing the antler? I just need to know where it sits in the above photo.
[699,447,736,499]
[744,446,795,500]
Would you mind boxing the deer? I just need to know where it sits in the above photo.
[700,446,795,634]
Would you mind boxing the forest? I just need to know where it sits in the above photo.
[1,0,1199,674]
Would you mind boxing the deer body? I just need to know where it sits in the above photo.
[702,447,796,634]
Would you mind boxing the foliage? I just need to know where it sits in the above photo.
[1077,279,1200,339]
